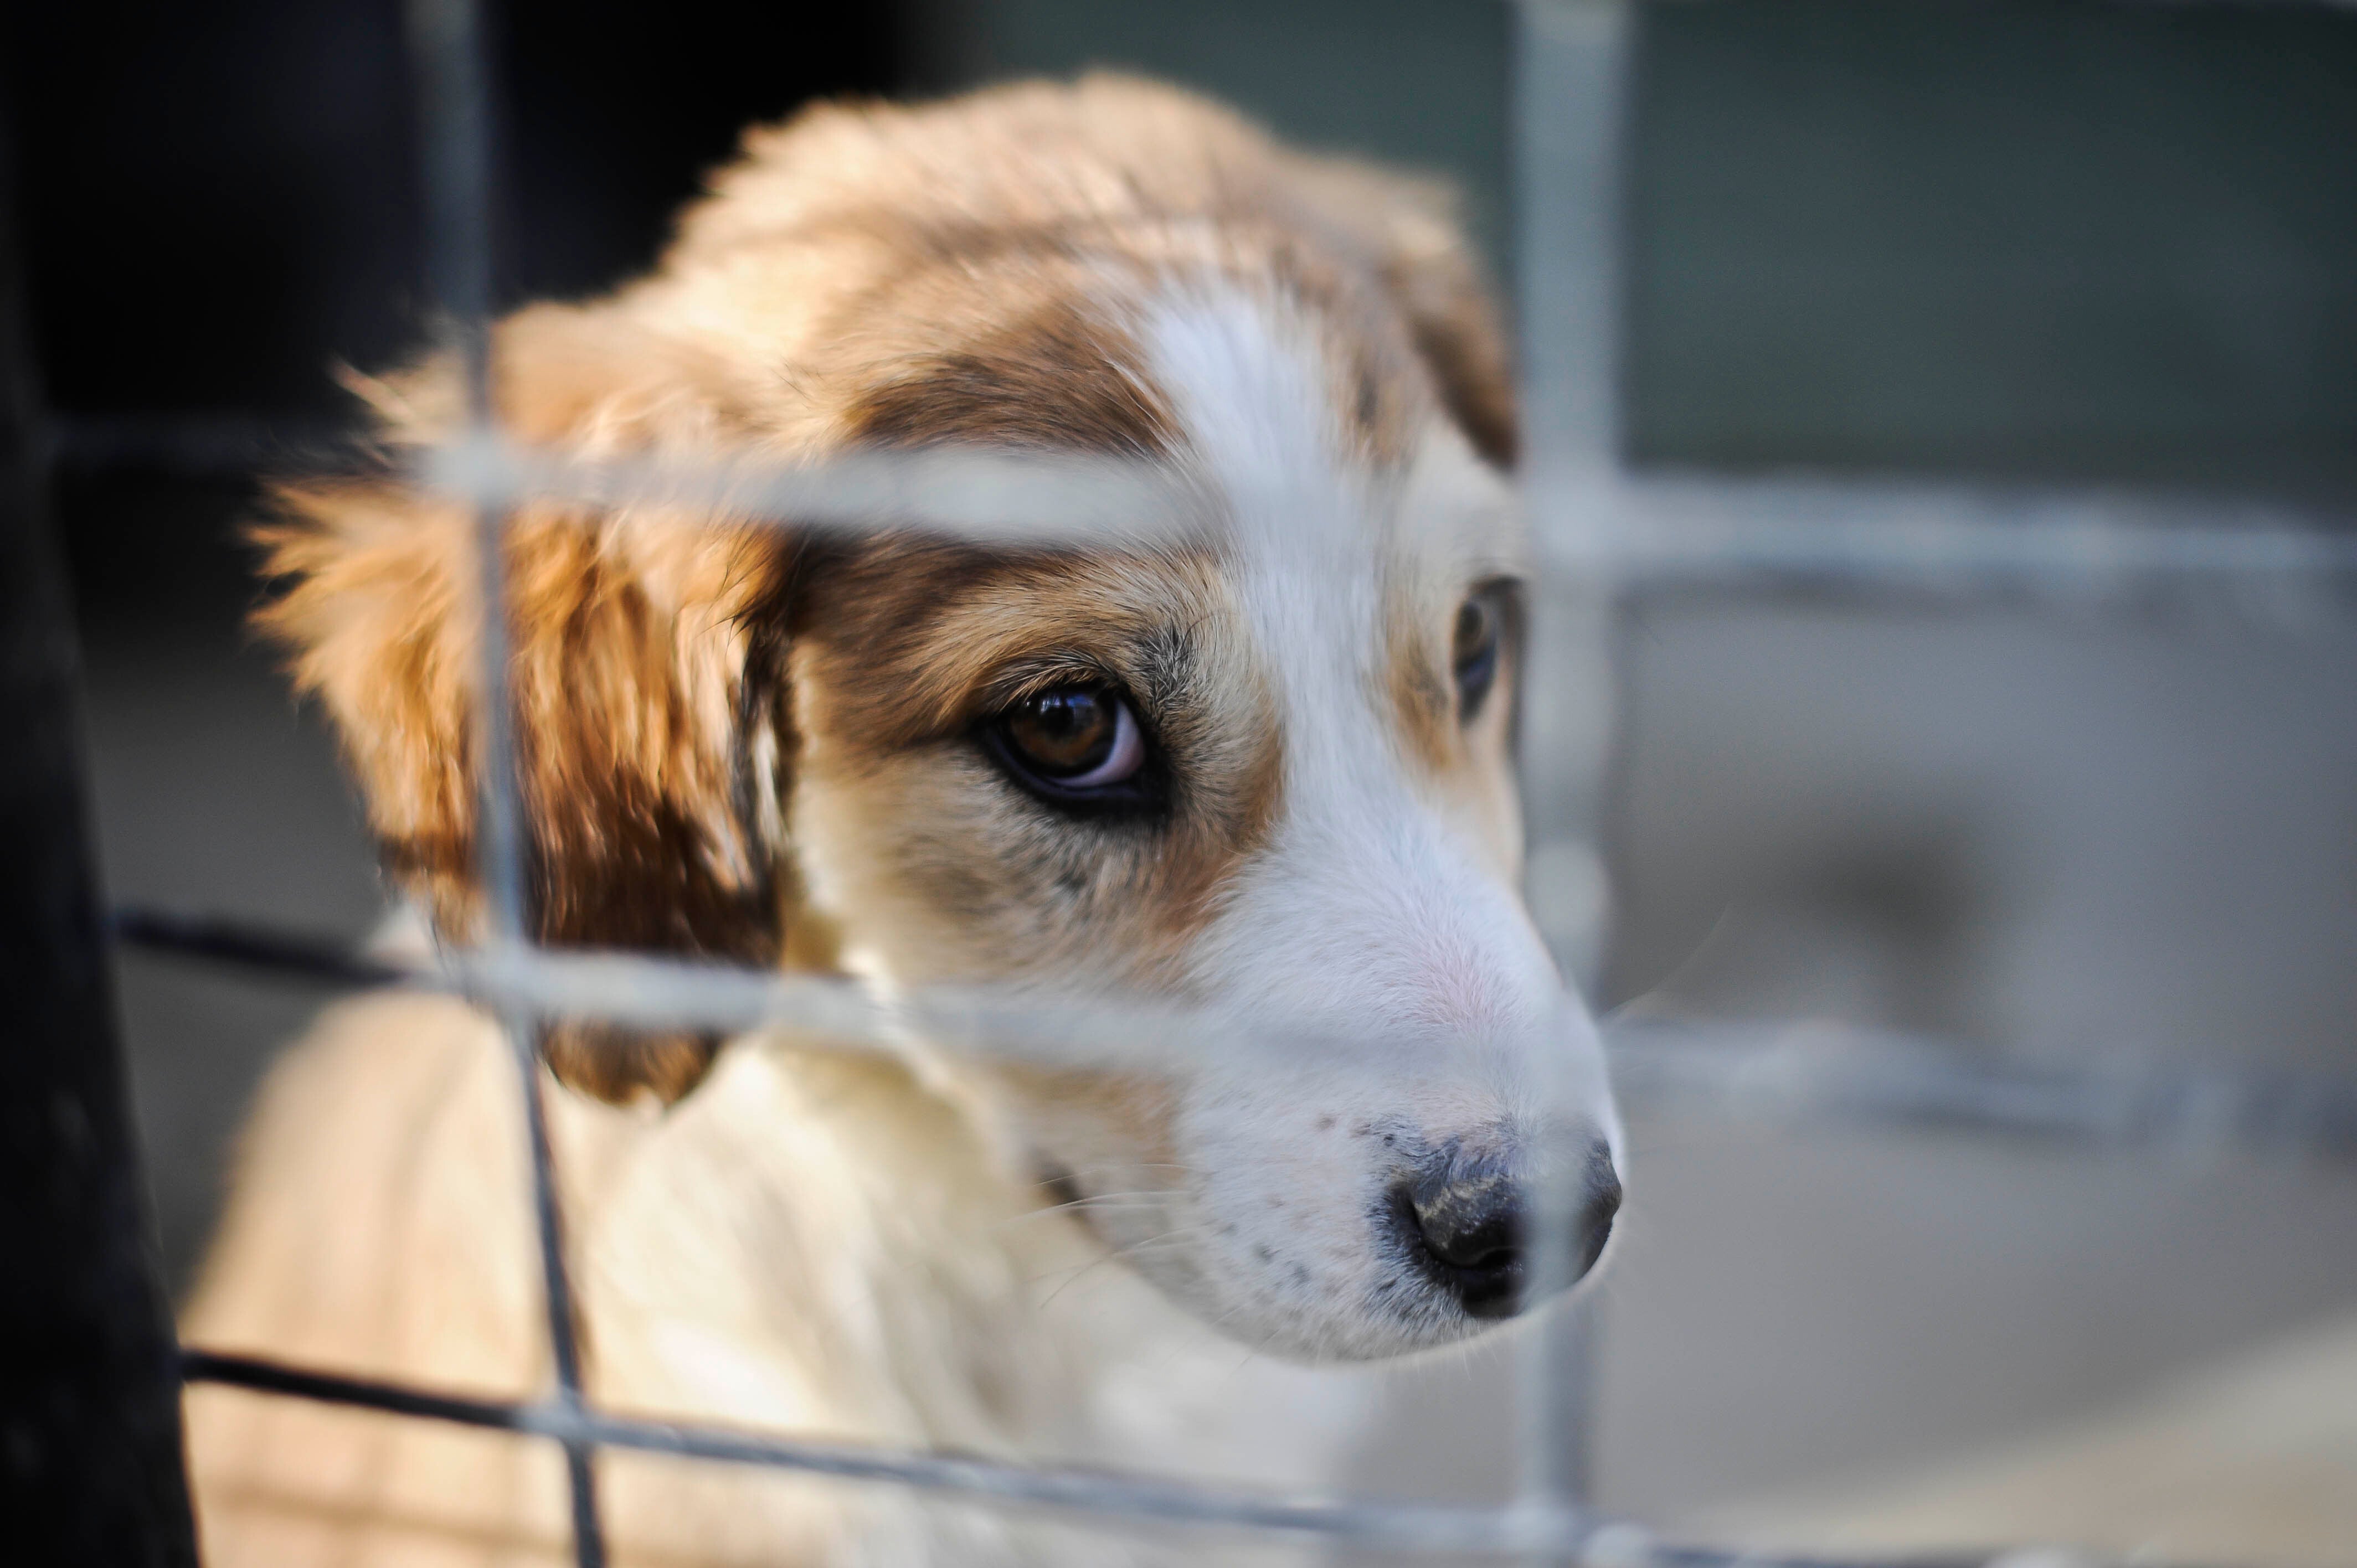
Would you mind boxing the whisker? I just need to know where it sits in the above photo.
[994,1191,1179,1237]
[1033,1223,1212,1309]
[1043,1190,1180,1210]
[1033,1254,1124,1309]
[1040,1161,1196,1181]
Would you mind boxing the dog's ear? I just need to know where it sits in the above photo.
[255,303,796,1105]
[1286,157,1520,469]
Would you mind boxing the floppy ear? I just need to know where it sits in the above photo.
[255,303,797,1105]
[1286,156,1520,468]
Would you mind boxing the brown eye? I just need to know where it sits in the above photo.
[1453,592,1504,720]
[994,686,1146,792]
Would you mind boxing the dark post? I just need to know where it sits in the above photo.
[0,114,202,1565]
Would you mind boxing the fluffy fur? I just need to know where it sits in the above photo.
[185,76,1619,1566]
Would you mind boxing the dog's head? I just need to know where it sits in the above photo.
[260,77,1619,1361]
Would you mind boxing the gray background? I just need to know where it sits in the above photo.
[53,0,2357,1535]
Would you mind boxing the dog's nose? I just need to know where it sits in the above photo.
[1394,1142,1620,1321]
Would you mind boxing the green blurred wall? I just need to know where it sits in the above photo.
[908,0,2357,499]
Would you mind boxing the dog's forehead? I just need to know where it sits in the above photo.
[1136,282,1522,643]
[795,278,1517,751]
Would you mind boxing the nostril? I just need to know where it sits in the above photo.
[1395,1176,1525,1321]
[1391,1144,1621,1324]
[1423,1205,1519,1274]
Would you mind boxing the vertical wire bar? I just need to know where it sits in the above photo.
[507,1012,606,1567]
[1515,0,1629,479]
[1511,0,1635,1552]
[406,0,519,936]
[403,2,606,1564]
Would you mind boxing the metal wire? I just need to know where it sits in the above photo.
[1514,0,1639,1535]
[178,1350,1991,1567]
[403,0,606,1558]
[113,908,2357,1167]
[45,414,359,475]
[413,434,2357,602]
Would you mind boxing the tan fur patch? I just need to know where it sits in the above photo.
[254,476,792,1104]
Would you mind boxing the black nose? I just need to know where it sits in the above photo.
[1394,1143,1620,1321]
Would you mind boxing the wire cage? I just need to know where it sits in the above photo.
[8,1,2357,1565]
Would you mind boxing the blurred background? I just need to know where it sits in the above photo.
[10,0,2357,1536]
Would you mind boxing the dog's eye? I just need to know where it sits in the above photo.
[992,686,1146,795]
[1453,592,1504,720]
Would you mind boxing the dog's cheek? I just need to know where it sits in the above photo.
[1172,1065,1418,1355]
[788,747,1171,986]
[982,1066,1189,1223]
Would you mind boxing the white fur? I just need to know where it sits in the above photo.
[994,286,1625,1360]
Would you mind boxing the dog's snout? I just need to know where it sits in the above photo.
[1392,1141,1619,1322]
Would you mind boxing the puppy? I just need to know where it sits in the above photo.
[183,75,1623,1566]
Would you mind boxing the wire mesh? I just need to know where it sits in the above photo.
[113,906,2357,1162]
[68,0,2357,1564]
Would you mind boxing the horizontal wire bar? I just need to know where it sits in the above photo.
[109,907,407,987]
[44,413,365,476]
[35,412,2356,599]
[419,432,1204,549]
[113,907,2357,1162]
[1555,471,2357,600]
[176,1348,2013,1566]
[1608,1017,2357,1159]
[109,906,1446,1080]
[411,434,2357,601]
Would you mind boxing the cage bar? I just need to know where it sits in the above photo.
[403,0,607,1561]
[1512,0,1638,1532]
